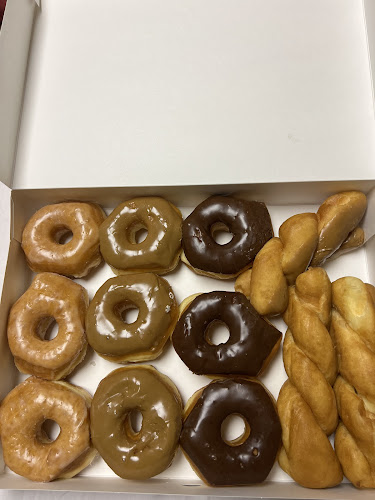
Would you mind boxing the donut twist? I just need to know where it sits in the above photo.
[331,277,375,488]
[235,191,366,316]
[277,268,343,488]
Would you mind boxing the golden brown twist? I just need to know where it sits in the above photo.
[277,268,343,488]
[235,191,366,316]
[331,277,375,488]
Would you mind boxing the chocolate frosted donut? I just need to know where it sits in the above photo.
[100,197,182,275]
[181,196,273,278]
[180,378,281,486]
[86,273,178,362]
[90,366,182,479]
[172,291,281,376]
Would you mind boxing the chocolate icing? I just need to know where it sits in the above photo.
[180,378,282,486]
[182,196,273,275]
[90,366,182,480]
[172,291,281,376]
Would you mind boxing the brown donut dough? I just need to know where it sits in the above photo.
[22,202,105,278]
[277,268,342,488]
[0,377,97,482]
[331,277,375,488]
[99,197,182,275]
[7,273,88,380]
[235,191,367,316]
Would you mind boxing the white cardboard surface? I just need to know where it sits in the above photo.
[12,0,375,189]
[0,186,373,499]
[0,0,36,187]
[1,0,375,498]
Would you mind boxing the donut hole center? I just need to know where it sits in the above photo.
[53,225,73,245]
[124,409,143,440]
[127,222,148,244]
[205,320,230,345]
[39,419,61,443]
[221,413,250,447]
[114,301,139,324]
[36,316,59,341]
[210,222,234,245]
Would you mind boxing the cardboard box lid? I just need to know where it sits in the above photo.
[1,0,375,190]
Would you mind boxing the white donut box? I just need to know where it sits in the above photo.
[0,0,375,498]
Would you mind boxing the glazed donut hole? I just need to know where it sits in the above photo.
[113,300,140,325]
[221,413,251,448]
[37,419,61,443]
[51,225,74,245]
[126,220,149,245]
[210,222,234,245]
[35,316,59,341]
[123,409,144,439]
[204,320,230,346]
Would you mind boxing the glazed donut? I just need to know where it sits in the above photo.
[172,291,281,376]
[100,197,182,275]
[235,191,367,316]
[331,277,375,488]
[277,268,342,488]
[311,191,367,266]
[22,202,105,278]
[7,272,88,380]
[0,377,97,482]
[181,196,273,279]
[90,365,182,479]
[86,273,178,362]
[180,378,281,486]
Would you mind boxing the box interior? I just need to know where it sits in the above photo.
[0,183,374,498]
[1,0,375,497]
[1,0,375,190]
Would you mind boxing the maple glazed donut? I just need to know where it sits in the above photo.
[181,196,273,279]
[86,273,178,362]
[100,197,182,274]
[0,377,97,482]
[7,273,88,380]
[180,378,282,486]
[22,202,105,278]
[172,291,281,376]
[90,365,182,479]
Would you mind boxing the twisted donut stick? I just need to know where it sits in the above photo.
[235,191,366,316]
[331,277,375,488]
[277,268,343,488]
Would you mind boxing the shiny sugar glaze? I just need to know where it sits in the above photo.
[90,366,182,480]
[86,273,178,361]
[99,197,182,274]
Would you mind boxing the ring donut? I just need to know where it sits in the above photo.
[100,197,182,274]
[22,202,105,278]
[181,196,273,279]
[90,365,182,479]
[0,377,97,482]
[86,273,178,362]
[7,273,88,380]
[180,378,281,486]
[172,291,281,376]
